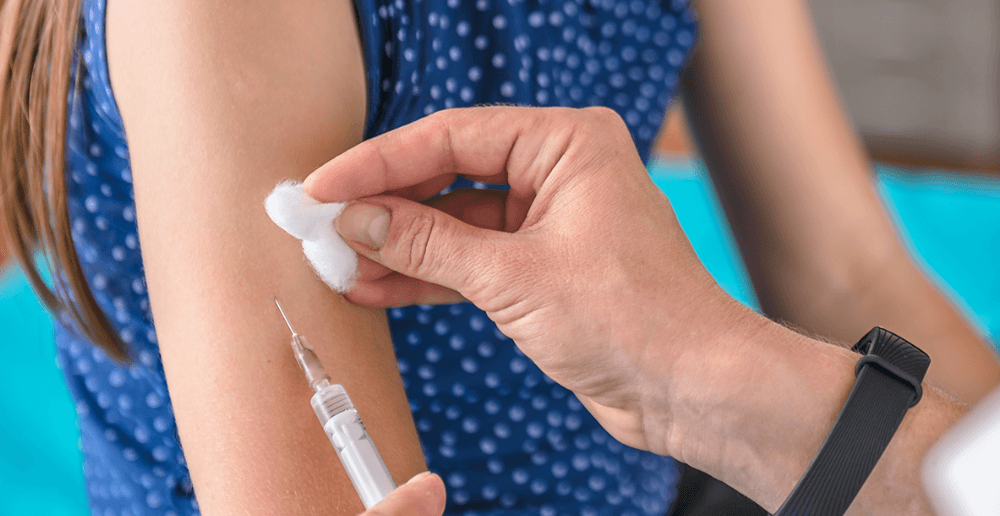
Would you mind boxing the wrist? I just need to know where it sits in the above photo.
[649,309,860,511]
[646,311,966,515]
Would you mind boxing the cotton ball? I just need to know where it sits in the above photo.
[264,181,358,292]
[302,238,358,293]
[265,181,344,241]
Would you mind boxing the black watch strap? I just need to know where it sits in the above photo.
[773,327,930,516]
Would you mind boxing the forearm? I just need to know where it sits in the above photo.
[647,310,967,514]
[682,0,999,401]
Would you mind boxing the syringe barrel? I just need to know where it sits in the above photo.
[310,384,397,509]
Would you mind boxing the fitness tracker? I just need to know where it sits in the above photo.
[773,327,930,516]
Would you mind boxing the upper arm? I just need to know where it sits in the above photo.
[107,1,426,514]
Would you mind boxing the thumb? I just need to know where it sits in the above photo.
[361,472,446,516]
[335,197,510,296]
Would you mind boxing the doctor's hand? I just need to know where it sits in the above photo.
[306,107,964,515]
[303,106,752,455]
[360,472,446,516]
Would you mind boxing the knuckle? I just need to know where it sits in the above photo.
[581,105,620,124]
[580,106,628,136]
[423,111,456,168]
[397,211,444,278]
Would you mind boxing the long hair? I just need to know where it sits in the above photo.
[0,0,127,361]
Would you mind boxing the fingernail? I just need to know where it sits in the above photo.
[336,203,390,250]
[405,471,433,485]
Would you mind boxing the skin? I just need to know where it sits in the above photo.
[362,473,447,516]
[86,0,992,513]
[682,0,1000,403]
[106,1,425,514]
[306,106,973,515]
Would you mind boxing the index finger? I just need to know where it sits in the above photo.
[303,106,582,203]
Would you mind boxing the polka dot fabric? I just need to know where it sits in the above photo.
[60,0,697,515]
[362,0,697,160]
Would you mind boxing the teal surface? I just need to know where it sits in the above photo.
[0,267,88,516]
[0,160,998,515]
[876,168,1000,343]
[649,160,1000,345]
[649,160,760,309]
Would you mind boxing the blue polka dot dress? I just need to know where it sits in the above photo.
[61,1,698,514]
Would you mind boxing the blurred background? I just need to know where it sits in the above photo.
[2,1,999,514]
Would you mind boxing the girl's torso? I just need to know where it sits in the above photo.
[61,1,697,514]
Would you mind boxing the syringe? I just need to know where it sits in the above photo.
[274,298,397,509]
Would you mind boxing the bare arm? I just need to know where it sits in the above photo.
[659,315,967,515]
[681,0,1000,402]
[301,107,969,516]
[107,1,425,514]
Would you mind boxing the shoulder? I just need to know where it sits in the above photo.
[105,0,367,147]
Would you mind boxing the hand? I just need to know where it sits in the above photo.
[306,107,967,516]
[360,472,446,516]
[304,106,755,454]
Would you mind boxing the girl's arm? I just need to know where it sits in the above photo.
[107,1,426,514]
[681,0,1000,402]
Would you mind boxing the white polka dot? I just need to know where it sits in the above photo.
[152,447,169,462]
[153,417,170,433]
[422,382,438,397]
[462,416,479,433]
[485,372,501,388]
[553,46,567,62]
[527,11,545,27]
[479,437,498,454]
[500,81,516,97]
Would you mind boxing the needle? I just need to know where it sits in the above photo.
[274,298,298,336]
